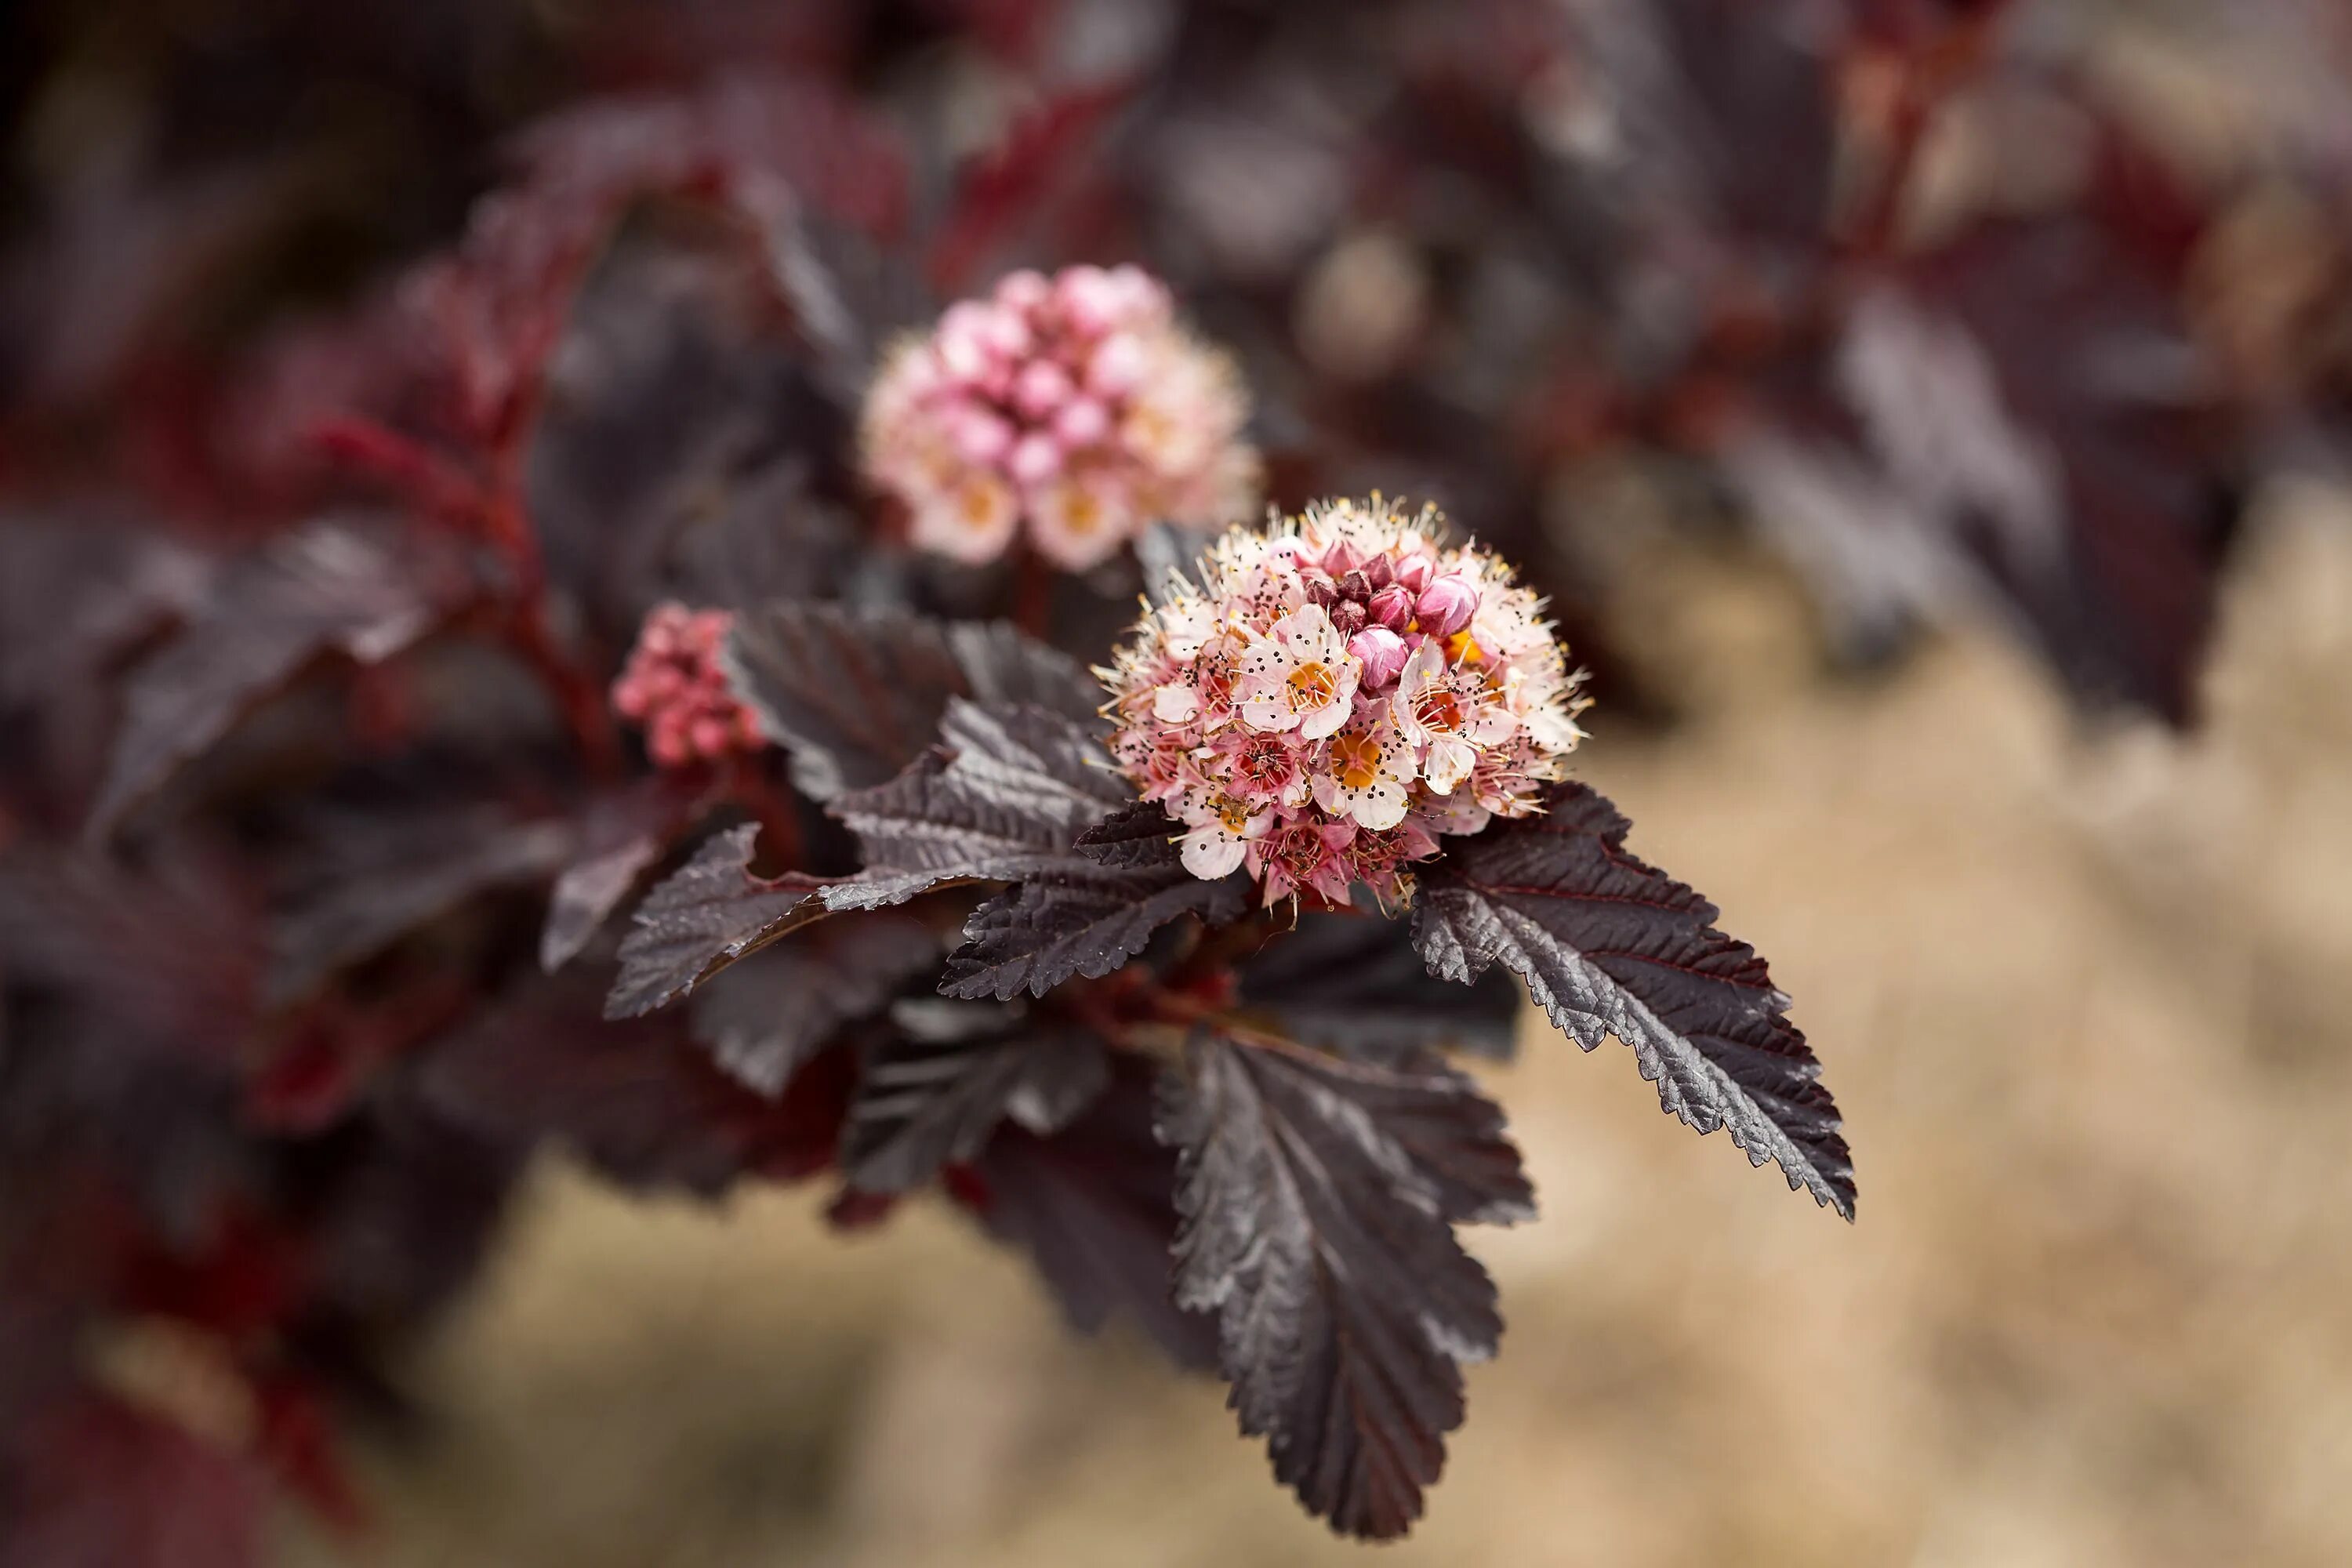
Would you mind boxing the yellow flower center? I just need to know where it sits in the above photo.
[1330,731,1381,791]
[1415,688,1465,734]
[1287,661,1337,710]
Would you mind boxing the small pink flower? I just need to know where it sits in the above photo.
[1395,639,1518,796]
[1238,604,1359,741]
[1311,702,1414,830]
[1102,497,1587,906]
[1181,797,1272,879]
[612,603,765,769]
[860,265,1258,570]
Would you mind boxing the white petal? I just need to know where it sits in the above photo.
[1468,705,1518,745]
[1298,699,1349,742]
[1423,737,1474,794]
[1240,692,1297,733]
[1351,782,1408,831]
[1153,684,1200,722]
[1181,826,1247,879]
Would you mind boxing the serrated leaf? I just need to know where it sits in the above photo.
[1236,909,1523,1065]
[605,824,826,1018]
[1071,799,1185,869]
[269,808,577,1004]
[964,1061,1219,1371]
[823,699,1126,902]
[942,868,1249,1001]
[421,975,855,1199]
[843,1000,1112,1192]
[689,914,938,1096]
[89,517,475,834]
[540,779,703,972]
[1159,1029,1534,1540]
[721,605,1099,800]
[1413,780,1855,1218]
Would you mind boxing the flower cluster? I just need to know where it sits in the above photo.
[1102,497,1589,907]
[859,265,1259,571]
[611,603,764,768]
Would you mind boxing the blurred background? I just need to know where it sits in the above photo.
[6,1,2352,1563]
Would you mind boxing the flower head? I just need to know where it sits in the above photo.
[1102,496,1589,907]
[861,265,1260,571]
[612,603,764,768]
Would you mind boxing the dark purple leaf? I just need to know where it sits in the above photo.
[1158,1029,1533,1540]
[942,865,1250,1003]
[824,699,1131,911]
[0,1395,266,1568]
[605,824,826,1018]
[270,808,577,1004]
[420,975,851,1199]
[964,1062,1219,1371]
[1070,799,1185,869]
[89,516,476,834]
[720,606,1100,800]
[540,779,702,973]
[1413,781,1855,1218]
[842,998,1111,1192]
[689,914,938,1097]
[609,699,1160,1020]
[1236,909,1523,1065]
[0,844,263,1065]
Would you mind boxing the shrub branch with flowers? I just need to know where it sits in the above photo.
[590,492,1853,1539]
[2,56,1866,1554]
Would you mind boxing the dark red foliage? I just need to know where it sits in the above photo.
[0,0,2334,1548]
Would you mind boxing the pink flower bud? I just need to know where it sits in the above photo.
[1414,573,1479,638]
[612,676,649,718]
[1013,359,1073,419]
[1367,583,1414,630]
[1392,554,1434,595]
[1108,264,1171,322]
[1320,539,1367,577]
[1349,626,1409,688]
[950,405,1014,465]
[1057,266,1123,336]
[935,301,996,380]
[1008,431,1063,486]
[993,269,1051,314]
[979,304,1032,361]
[1085,332,1149,398]
[1054,397,1109,448]
[649,720,693,768]
[691,715,734,757]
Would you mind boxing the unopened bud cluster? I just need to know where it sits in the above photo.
[860,265,1258,571]
[611,603,763,768]
[1102,498,1588,907]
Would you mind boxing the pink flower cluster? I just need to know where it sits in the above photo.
[859,265,1259,571]
[1103,497,1589,908]
[611,603,764,768]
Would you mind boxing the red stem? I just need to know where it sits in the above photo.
[1843,0,2021,263]
[1013,545,1055,637]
